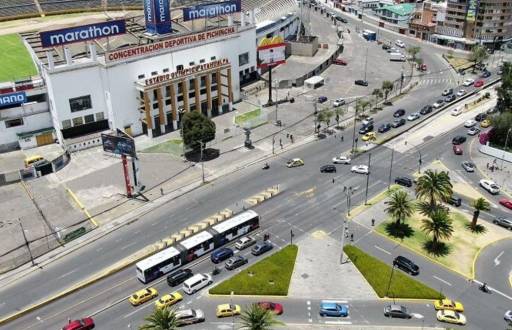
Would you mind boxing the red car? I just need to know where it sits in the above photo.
[333,58,347,65]
[474,79,484,88]
[258,301,284,315]
[499,198,512,210]
[453,145,463,155]
[62,318,95,330]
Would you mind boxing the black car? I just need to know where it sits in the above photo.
[452,136,467,145]
[318,96,328,103]
[354,79,369,86]
[419,105,432,115]
[335,15,348,23]
[391,118,406,128]
[225,256,248,270]
[481,70,491,78]
[447,196,462,207]
[358,124,374,134]
[442,88,453,96]
[251,241,273,256]
[167,269,193,287]
[320,165,336,173]
[393,109,406,117]
[384,304,412,319]
[382,44,391,50]
[394,176,412,187]
[393,256,419,275]
[378,123,392,133]
[475,112,488,122]
[444,94,456,103]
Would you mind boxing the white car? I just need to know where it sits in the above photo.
[234,236,256,250]
[464,119,477,128]
[456,89,466,97]
[351,165,369,174]
[432,99,444,108]
[332,155,351,164]
[333,98,346,107]
[451,107,462,116]
[480,179,500,195]
[407,112,420,121]
[395,40,405,48]
[462,78,475,86]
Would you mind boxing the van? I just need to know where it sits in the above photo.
[24,155,44,167]
[389,53,406,62]
[182,273,212,294]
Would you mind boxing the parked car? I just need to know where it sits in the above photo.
[391,118,406,128]
[225,255,248,270]
[407,112,420,121]
[467,127,480,136]
[351,165,369,174]
[447,196,462,207]
[419,105,432,115]
[464,119,477,128]
[456,89,466,97]
[382,43,391,50]
[319,301,349,317]
[129,288,158,306]
[394,176,412,187]
[358,124,374,134]
[393,256,419,275]
[320,165,337,173]
[234,236,256,250]
[393,109,406,117]
[62,318,95,330]
[362,117,374,126]
[480,118,491,128]
[332,155,351,164]
[493,216,512,229]
[462,78,475,86]
[287,158,304,168]
[432,99,444,108]
[318,96,328,103]
[475,113,488,122]
[481,70,491,78]
[167,269,193,287]
[258,302,284,315]
[436,310,466,325]
[480,179,500,194]
[499,198,512,210]
[395,40,406,48]
[451,107,463,116]
[211,247,234,264]
[362,132,376,141]
[452,136,467,145]
[378,123,392,133]
[442,88,453,96]
[175,309,205,326]
[474,79,484,88]
[461,161,475,172]
[444,94,456,103]
[453,145,463,155]
[354,79,368,86]
[251,241,273,256]
[384,304,411,319]
[333,58,347,65]
[333,98,345,107]
[334,15,348,23]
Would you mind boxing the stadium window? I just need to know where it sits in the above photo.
[72,117,84,126]
[199,59,205,64]
[165,86,171,97]
[153,90,158,99]
[163,68,169,73]
[238,52,249,66]
[151,71,158,76]
[189,61,195,66]
[95,112,104,120]
[153,102,159,109]
[138,74,145,79]
[27,94,46,103]
[211,73,217,84]
[84,114,94,124]
[69,95,92,113]
[139,91,144,99]
[177,95,183,102]
[177,83,182,94]
[61,119,72,129]
[200,76,206,87]
[189,80,194,89]
[176,65,184,71]
[210,56,216,61]
[5,118,23,128]
[165,99,171,105]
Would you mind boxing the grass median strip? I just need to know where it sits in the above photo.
[209,245,298,296]
[141,139,183,156]
[343,245,443,299]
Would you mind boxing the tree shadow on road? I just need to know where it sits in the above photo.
[185,148,220,162]
[384,222,414,240]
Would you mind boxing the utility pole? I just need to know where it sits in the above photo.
[267,66,273,105]
[364,46,369,82]
[399,69,404,94]
[388,148,394,190]
[19,218,35,267]
[272,135,275,155]
[230,291,235,330]
[340,218,347,264]
[364,153,371,205]
[351,101,358,154]
[199,141,205,183]
[501,128,511,173]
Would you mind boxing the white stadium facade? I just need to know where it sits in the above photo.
[0,0,299,152]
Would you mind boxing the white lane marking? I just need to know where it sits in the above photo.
[321,300,348,304]
[58,269,77,279]
[324,320,352,324]
[374,245,391,255]
[474,279,512,301]
[494,251,504,267]
[411,313,424,319]
[433,275,452,286]
[121,241,137,251]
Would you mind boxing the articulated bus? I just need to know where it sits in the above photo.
[136,210,260,283]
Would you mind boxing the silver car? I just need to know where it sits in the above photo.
[234,236,256,250]
[176,309,205,326]
[461,161,475,172]
[467,127,480,136]
[493,217,512,230]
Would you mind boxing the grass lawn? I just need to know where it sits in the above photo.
[141,139,183,157]
[444,55,474,71]
[344,245,443,299]
[0,34,37,82]
[234,108,265,128]
[209,245,298,296]
[376,209,511,277]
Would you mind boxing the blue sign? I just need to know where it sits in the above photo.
[144,0,171,35]
[0,91,27,107]
[183,0,241,21]
[40,20,126,48]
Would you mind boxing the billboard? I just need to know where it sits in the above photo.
[466,0,479,23]
[257,36,286,69]
[183,0,241,21]
[0,91,27,107]
[144,0,172,35]
[101,133,136,157]
[40,20,126,48]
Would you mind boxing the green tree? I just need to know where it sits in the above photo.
[139,307,178,330]
[182,111,216,151]
[406,46,421,62]
[334,106,346,128]
[239,303,284,330]
[381,80,394,100]
[496,61,512,113]
[488,112,512,149]
[421,208,454,247]
[385,189,414,225]
[415,170,453,216]
[317,109,334,129]
[371,88,383,108]
[470,197,491,229]
[355,99,371,118]
[469,45,489,71]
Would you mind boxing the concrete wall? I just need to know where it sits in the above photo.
[479,143,512,163]
[287,36,319,56]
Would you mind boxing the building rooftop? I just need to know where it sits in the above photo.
[380,3,415,16]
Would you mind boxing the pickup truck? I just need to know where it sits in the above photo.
[389,52,406,62]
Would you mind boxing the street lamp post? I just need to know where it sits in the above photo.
[501,128,511,173]
[388,148,394,190]
[351,101,358,154]
[273,79,281,126]
[344,186,354,216]
[364,152,371,205]
[19,218,35,267]
[340,218,348,264]
[230,291,235,330]
[199,141,205,183]
[385,263,396,297]
[178,107,186,157]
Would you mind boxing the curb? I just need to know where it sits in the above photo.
[66,187,98,227]
[470,236,512,280]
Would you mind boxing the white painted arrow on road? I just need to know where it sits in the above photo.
[494,251,504,267]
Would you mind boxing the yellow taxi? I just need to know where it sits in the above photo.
[436,310,466,325]
[286,158,304,168]
[433,299,464,312]
[155,291,183,309]
[362,132,376,142]
[480,119,491,128]
[128,288,158,306]
[216,304,241,318]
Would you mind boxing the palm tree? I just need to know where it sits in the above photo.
[139,307,178,330]
[239,303,284,330]
[471,197,491,229]
[421,208,454,247]
[385,190,414,225]
[415,170,453,216]
[381,80,394,100]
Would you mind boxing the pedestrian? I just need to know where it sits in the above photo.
[160,187,164,196]
[286,133,289,138]
[487,162,489,169]
[332,178,335,184]
[335,134,337,139]
[279,138,282,145]
[371,218,375,226]
[341,135,344,142]
[350,233,354,242]
[290,135,294,143]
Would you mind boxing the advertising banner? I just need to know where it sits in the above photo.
[144,0,172,35]
[466,0,479,23]
[0,91,27,107]
[183,0,241,21]
[40,20,126,48]
[257,36,286,68]
[101,133,136,157]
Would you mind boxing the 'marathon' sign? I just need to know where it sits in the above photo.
[40,20,126,48]
[0,91,27,107]
[106,26,236,63]
[144,0,171,35]
[183,0,241,21]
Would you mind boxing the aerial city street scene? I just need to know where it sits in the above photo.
[0,0,512,329]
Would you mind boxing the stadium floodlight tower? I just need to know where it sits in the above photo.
[296,0,311,41]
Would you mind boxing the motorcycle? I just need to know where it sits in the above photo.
[479,283,491,293]
[262,163,270,170]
